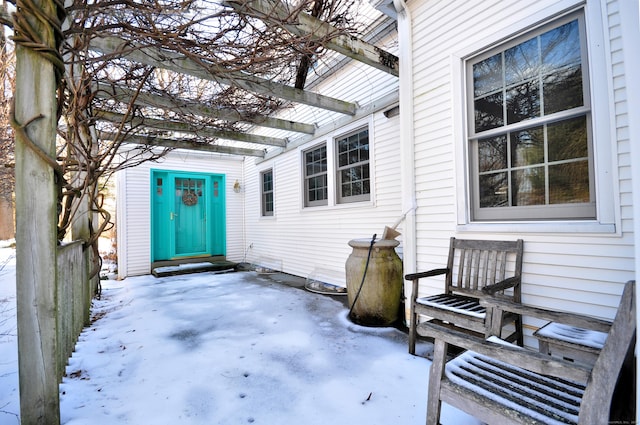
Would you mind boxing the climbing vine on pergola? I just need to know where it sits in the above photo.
[6,0,395,276]
[9,1,398,422]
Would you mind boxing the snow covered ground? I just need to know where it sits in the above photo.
[0,241,480,424]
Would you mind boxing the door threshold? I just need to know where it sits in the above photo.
[151,257,237,278]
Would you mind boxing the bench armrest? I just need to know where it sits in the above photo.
[480,298,612,333]
[481,276,520,295]
[418,320,591,382]
[405,268,449,281]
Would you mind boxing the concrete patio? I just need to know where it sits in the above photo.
[54,268,479,425]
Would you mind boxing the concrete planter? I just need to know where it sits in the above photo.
[346,238,403,326]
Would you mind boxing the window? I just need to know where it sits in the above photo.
[336,128,370,203]
[304,144,328,207]
[468,13,594,221]
[261,169,274,217]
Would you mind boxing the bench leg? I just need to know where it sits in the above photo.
[409,307,418,355]
[515,315,524,346]
[426,339,447,425]
[538,340,550,355]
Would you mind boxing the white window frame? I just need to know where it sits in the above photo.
[300,117,375,210]
[302,142,328,207]
[453,3,618,234]
[335,127,371,204]
[260,168,274,217]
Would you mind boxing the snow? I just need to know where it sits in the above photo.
[416,294,486,319]
[446,350,585,425]
[152,262,221,274]
[0,241,481,425]
[535,322,607,349]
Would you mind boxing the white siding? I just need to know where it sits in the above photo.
[113,0,637,348]
[238,23,401,285]
[116,151,245,278]
[243,108,401,286]
[408,0,635,335]
[115,21,400,281]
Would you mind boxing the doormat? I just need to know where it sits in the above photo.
[152,261,237,277]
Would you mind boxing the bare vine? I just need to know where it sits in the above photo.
[6,0,366,280]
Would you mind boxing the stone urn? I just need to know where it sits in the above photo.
[345,238,403,326]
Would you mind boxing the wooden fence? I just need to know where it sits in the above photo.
[56,241,94,381]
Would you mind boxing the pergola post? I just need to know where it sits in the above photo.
[13,0,62,422]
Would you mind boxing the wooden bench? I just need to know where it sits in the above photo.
[406,238,524,355]
[419,280,635,425]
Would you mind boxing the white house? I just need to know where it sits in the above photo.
[116,0,638,342]
[391,0,638,328]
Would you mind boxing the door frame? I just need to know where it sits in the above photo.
[151,169,226,262]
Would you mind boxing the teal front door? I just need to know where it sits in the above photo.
[152,170,226,261]
[174,176,207,255]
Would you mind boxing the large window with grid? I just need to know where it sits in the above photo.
[467,12,595,221]
[336,128,370,204]
[261,169,274,217]
[303,144,328,207]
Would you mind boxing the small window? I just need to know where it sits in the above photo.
[261,169,274,216]
[336,128,370,204]
[467,12,594,221]
[303,144,328,207]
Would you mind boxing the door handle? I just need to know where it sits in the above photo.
[170,212,178,220]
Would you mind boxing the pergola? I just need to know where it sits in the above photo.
[8,0,398,422]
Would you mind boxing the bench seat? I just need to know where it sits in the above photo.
[445,349,585,425]
[416,294,486,319]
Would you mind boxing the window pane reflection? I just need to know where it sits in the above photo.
[474,54,502,97]
[511,167,545,206]
[479,173,508,207]
[541,20,581,70]
[511,126,544,167]
[543,66,583,114]
[506,82,540,124]
[475,92,504,132]
[505,38,539,86]
[548,116,588,162]
[478,136,507,172]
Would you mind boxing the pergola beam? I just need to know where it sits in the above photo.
[224,0,399,77]
[93,82,316,135]
[98,131,266,157]
[95,110,288,147]
[90,36,357,115]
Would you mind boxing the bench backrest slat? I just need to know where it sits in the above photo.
[446,238,523,298]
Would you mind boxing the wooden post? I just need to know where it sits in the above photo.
[13,0,61,422]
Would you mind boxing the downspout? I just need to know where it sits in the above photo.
[393,0,417,319]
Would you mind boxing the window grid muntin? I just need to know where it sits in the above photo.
[472,19,584,135]
[303,144,328,207]
[336,128,370,204]
[468,12,595,221]
[261,169,274,216]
